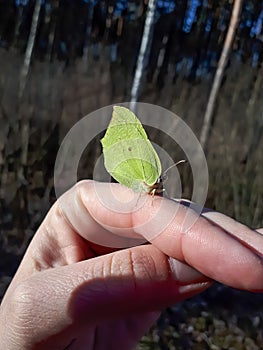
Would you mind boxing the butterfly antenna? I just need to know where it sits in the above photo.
[163,160,187,177]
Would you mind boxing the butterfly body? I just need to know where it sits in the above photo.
[147,176,164,196]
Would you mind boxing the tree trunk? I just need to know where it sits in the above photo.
[14,5,24,45]
[199,0,243,151]
[47,0,59,61]
[130,0,157,106]
[82,0,95,65]
[19,0,42,171]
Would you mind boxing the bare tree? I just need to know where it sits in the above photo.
[130,0,157,107]
[82,0,95,65]
[19,0,42,175]
[200,0,243,151]
[47,0,59,61]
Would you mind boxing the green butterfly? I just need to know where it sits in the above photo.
[101,106,164,195]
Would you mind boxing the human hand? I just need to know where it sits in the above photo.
[1,180,263,350]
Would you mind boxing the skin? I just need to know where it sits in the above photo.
[0,180,263,350]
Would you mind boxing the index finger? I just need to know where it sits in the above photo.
[77,181,263,291]
[18,180,263,292]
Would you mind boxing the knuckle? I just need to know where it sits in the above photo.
[74,179,93,192]
[10,281,37,322]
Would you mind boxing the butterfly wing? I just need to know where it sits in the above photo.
[101,106,162,192]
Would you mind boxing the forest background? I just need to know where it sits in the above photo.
[0,0,263,348]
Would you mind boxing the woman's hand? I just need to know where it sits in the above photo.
[1,180,263,350]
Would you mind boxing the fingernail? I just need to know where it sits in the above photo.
[179,282,211,294]
[168,257,208,283]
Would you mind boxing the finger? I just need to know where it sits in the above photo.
[180,200,263,258]
[2,245,210,349]
[201,211,263,256]
[14,181,263,291]
[14,182,139,284]
[79,181,263,291]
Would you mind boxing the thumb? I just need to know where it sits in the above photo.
[2,245,210,348]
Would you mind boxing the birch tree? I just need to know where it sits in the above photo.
[130,0,157,106]
[200,0,243,151]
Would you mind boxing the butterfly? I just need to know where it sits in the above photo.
[101,106,164,195]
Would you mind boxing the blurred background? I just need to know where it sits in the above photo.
[0,0,263,348]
